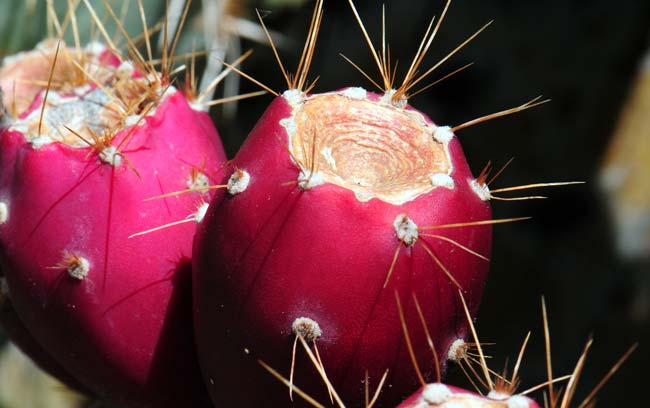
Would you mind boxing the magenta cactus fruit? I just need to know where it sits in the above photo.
[0,15,226,407]
[191,0,555,404]
[193,86,493,405]
[0,41,114,396]
[191,1,507,399]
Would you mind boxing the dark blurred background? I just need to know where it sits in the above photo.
[1,0,649,406]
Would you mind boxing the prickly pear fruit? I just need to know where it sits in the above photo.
[193,87,492,406]
[0,39,225,407]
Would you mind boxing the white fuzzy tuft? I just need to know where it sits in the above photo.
[282,89,304,105]
[422,383,452,405]
[507,395,534,408]
[35,39,57,52]
[99,146,122,166]
[227,169,251,195]
[30,134,53,149]
[0,202,7,224]
[280,117,297,137]
[487,390,510,401]
[189,99,208,112]
[354,190,374,202]
[380,91,393,104]
[1,49,26,66]
[124,114,143,127]
[380,89,406,107]
[85,41,106,55]
[68,257,90,280]
[73,84,93,96]
[429,173,455,189]
[340,87,367,99]
[145,73,159,83]
[147,80,177,100]
[394,214,418,246]
[194,202,210,224]
[116,61,135,79]
[187,171,210,192]
[291,317,322,342]
[470,179,491,201]
[8,121,28,134]
[298,170,325,190]
[381,89,408,108]
[45,92,66,104]
[447,338,466,362]
[433,126,454,144]
[161,85,177,99]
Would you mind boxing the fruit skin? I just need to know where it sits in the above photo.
[396,383,541,408]
[193,89,492,406]
[0,88,225,407]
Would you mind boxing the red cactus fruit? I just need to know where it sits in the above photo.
[191,3,509,405]
[192,1,556,405]
[194,85,493,405]
[0,8,227,407]
[0,39,119,397]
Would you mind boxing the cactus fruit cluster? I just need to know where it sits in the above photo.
[0,1,635,407]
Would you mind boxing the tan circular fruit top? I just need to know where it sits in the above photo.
[1,41,170,150]
[0,41,120,115]
[284,91,452,204]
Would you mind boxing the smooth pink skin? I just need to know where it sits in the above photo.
[397,384,541,407]
[194,92,492,406]
[0,91,225,407]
